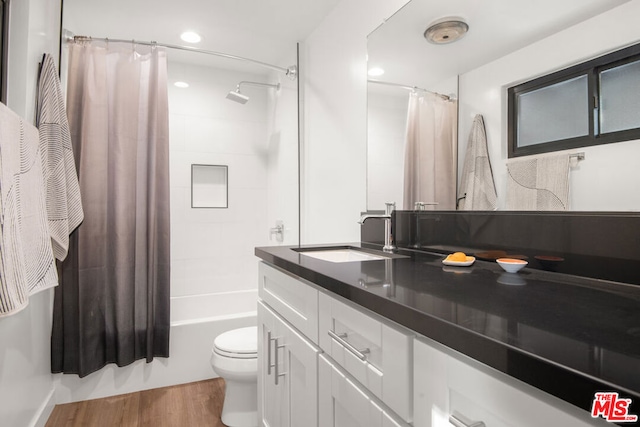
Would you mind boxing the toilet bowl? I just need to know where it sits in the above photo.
[210,326,258,427]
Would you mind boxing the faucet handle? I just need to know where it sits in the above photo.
[414,201,438,211]
[384,202,396,215]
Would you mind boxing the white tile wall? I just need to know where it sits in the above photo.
[266,61,300,246]
[168,62,272,298]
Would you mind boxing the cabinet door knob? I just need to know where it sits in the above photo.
[449,412,486,427]
[328,330,371,361]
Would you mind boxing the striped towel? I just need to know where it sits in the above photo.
[0,103,58,317]
[37,54,84,261]
[458,114,497,210]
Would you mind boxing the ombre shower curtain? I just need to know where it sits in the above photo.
[403,91,457,210]
[51,41,170,377]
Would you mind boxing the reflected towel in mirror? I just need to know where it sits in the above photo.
[458,114,497,210]
[506,153,570,210]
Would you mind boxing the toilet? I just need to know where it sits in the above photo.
[210,326,258,427]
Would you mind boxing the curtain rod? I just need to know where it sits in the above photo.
[368,79,451,101]
[65,34,297,80]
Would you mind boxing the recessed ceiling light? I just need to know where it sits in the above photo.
[174,81,189,88]
[180,31,201,44]
[368,67,385,77]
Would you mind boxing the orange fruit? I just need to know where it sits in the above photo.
[449,252,467,262]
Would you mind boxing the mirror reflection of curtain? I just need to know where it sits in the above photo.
[403,91,457,210]
[51,41,171,377]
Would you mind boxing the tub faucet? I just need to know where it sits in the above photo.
[359,202,396,253]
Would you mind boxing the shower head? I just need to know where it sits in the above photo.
[225,81,280,104]
[226,89,250,104]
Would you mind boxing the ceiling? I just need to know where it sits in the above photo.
[63,0,634,84]
[62,0,343,74]
[367,0,632,95]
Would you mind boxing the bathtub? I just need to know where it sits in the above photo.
[168,290,258,381]
[171,289,258,325]
[55,290,258,404]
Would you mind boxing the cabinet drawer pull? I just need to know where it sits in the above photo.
[328,330,371,361]
[274,337,287,385]
[267,331,274,375]
[449,413,485,427]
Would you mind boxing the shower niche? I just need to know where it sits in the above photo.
[191,164,228,208]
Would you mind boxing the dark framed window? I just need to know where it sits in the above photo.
[508,42,640,158]
[0,0,8,104]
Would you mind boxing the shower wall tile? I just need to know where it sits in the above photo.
[168,61,271,300]
[174,257,258,297]
[170,151,268,191]
[168,113,186,151]
[171,222,223,260]
[184,117,267,156]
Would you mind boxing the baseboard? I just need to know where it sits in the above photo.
[31,386,56,427]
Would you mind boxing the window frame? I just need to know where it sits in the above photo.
[508,42,640,158]
[0,0,9,104]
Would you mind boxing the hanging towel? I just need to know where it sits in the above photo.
[506,153,570,210]
[37,53,84,261]
[0,103,58,317]
[458,114,497,210]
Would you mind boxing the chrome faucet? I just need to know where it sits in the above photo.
[359,202,396,253]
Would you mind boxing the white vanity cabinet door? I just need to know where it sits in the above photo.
[319,292,413,422]
[413,336,449,427]
[258,301,319,427]
[259,261,319,342]
[258,300,288,427]
[414,337,608,427]
[319,354,411,427]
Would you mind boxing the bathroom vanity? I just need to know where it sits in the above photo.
[256,243,640,427]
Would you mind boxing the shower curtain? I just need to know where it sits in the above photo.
[51,41,171,377]
[403,91,457,210]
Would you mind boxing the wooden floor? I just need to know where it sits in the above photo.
[46,378,228,427]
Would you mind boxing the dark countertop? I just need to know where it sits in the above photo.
[255,243,640,421]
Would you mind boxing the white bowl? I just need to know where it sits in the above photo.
[496,258,528,273]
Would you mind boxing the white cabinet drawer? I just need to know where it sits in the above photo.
[319,292,413,422]
[319,354,411,427]
[414,337,608,427]
[259,261,318,342]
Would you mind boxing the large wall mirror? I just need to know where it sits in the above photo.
[367,0,640,212]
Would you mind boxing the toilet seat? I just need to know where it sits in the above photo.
[213,326,257,359]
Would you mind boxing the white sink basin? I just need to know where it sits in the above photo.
[299,248,390,263]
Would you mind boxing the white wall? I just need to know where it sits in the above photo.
[459,1,640,211]
[300,0,410,244]
[367,90,407,209]
[7,0,61,123]
[0,0,62,426]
